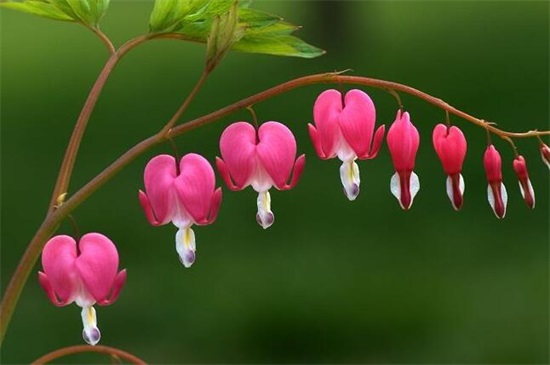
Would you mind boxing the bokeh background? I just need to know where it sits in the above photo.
[1,1,549,364]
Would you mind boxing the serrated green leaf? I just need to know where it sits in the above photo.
[149,0,324,59]
[1,0,110,26]
[232,34,325,58]
[0,1,74,21]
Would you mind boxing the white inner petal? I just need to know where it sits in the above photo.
[250,157,275,193]
[256,190,274,229]
[81,306,101,346]
[339,160,360,201]
[445,174,464,210]
[390,172,401,205]
[409,171,420,203]
[175,226,196,268]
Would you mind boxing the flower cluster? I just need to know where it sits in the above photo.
[39,88,549,346]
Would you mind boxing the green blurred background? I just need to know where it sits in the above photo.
[1,1,549,363]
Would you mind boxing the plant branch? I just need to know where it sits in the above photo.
[2,71,548,346]
[89,26,116,56]
[160,68,210,135]
[47,34,149,211]
[31,344,147,365]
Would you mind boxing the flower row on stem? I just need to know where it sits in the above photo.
[1,72,549,347]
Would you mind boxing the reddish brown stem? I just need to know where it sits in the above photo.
[31,344,147,365]
[48,35,149,211]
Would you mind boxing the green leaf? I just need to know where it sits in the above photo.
[0,1,73,21]
[1,0,110,26]
[233,34,325,58]
[147,0,324,59]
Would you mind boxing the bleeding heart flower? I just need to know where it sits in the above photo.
[540,142,550,170]
[38,233,126,346]
[139,153,222,268]
[386,110,420,210]
[216,121,305,229]
[484,145,508,218]
[432,124,467,210]
[308,89,385,200]
[513,155,535,209]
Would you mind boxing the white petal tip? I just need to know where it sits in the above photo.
[343,184,360,201]
[178,250,196,268]
[390,171,419,210]
[340,161,360,201]
[82,327,101,346]
[176,227,197,268]
[487,183,507,219]
[256,212,274,229]
[446,174,465,211]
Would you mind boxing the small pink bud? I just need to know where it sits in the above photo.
[540,142,550,170]
[432,124,467,210]
[38,233,126,345]
[483,145,508,219]
[512,155,535,209]
[387,110,420,210]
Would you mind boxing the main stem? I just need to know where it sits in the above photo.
[1,72,549,346]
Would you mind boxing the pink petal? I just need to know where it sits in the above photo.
[360,124,385,159]
[41,235,78,305]
[282,154,306,190]
[142,154,178,225]
[218,122,256,189]
[256,122,297,190]
[204,187,223,224]
[38,272,70,307]
[138,190,161,226]
[312,89,342,158]
[215,158,240,191]
[339,89,377,157]
[387,111,420,172]
[432,124,467,175]
[513,156,535,209]
[307,124,328,159]
[96,269,127,306]
[75,233,119,303]
[483,145,503,182]
[175,153,218,225]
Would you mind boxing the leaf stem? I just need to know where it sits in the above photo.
[1,71,548,347]
[160,68,211,135]
[31,344,146,365]
[89,26,116,56]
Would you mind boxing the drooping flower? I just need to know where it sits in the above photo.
[540,142,550,170]
[308,89,385,200]
[483,145,508,218]
[432,124,467,210]
[216,121,305,229]
[38,233,126,346]
[386,110,420,210]
[512,155,535,209]
[139,153,222,268]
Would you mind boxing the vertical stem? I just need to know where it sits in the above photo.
[48,54,119,209]
[48,35,148,210]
